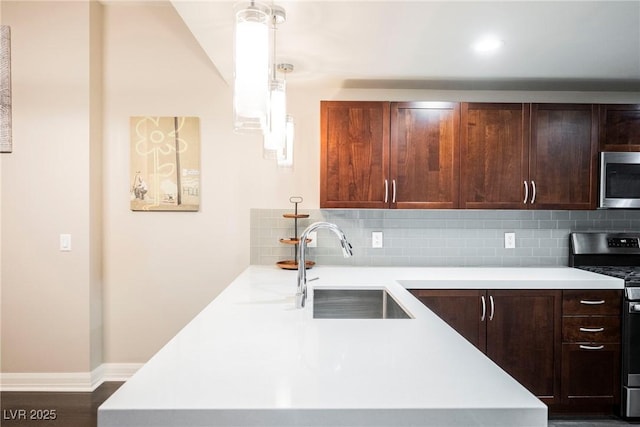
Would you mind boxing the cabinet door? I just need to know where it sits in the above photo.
[530,104,598,210]
[320,101,390,208]
[486,290,561,405]
[561,343,620,406]
[409,289,486,352]
[390,102,460,209]
[460,103,530,209]
[600,104,640,152]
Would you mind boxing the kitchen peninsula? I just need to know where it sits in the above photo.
[98,266,623,427]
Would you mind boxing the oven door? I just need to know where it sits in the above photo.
[624,296,640,417]
[600,152,640,209]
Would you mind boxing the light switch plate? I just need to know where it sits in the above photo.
[60,234,71,251]
[372,231,383,248]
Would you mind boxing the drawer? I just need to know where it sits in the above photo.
[563,290,622,315]
[562,316,620,343]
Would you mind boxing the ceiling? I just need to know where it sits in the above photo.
[170,0,640,91]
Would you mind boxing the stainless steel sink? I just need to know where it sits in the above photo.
[312,288,412,319]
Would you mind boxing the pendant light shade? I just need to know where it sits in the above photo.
[263,78,286,158]
[277,115,295,169]
[233,2,271,134]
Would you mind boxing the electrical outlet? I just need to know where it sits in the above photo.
[306,231,317,248]
[372,231,383,248]
[504,232,516,249]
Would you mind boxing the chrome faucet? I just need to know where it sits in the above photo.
[296,222,353,309]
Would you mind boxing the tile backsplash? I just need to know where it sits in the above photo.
[250,209,640,267]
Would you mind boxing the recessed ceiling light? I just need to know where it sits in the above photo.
[472,36,504,54]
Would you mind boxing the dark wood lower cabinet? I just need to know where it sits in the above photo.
[411,288,623,413]
[410,289,562,405]
[486,290,561,405]
[561,343,620,406]
[559,289,622,413]
[410,289,486,351]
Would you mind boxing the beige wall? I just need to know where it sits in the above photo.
[101,2,284,363]
[2,0,640,375]
[0,2,3,376]
[1,1,97,373]
[89,0,104,372]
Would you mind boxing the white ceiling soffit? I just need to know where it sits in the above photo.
[170,0,640,91]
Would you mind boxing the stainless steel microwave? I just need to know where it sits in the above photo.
[600,152,640,208]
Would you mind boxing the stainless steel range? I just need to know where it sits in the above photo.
[570,232,640,418]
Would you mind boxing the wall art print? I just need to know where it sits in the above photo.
[130,116,200,211]
[0,25,12,153]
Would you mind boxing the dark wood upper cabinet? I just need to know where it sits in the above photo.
[321,101,600,210]
[600,104,640,151]
[320,101,390,208]
[320,101,459,209]
[529,104,598,210]
[460,103,598,210]
[460,103,529,209]
[390,102,460,209]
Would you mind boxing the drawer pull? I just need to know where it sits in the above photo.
[579,345,605,350]
[579,327,604,333]
[579,299,606,305]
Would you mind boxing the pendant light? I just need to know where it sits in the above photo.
[263,77,286,158]
[277,114,295,169]
[233,1,271,134]
[274,63,293,167]
[264,64,292,159]
[263,7,287,158]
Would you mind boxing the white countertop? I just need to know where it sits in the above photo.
[98,266,623,427]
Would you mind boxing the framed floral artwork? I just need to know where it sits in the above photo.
[130,116,200,211]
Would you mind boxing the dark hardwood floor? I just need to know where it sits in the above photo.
[1,382,123,427]
[2,382,639,426]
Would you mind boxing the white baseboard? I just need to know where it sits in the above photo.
[0,363,143,392]
[99,363,143,383]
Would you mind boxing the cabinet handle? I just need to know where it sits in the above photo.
[580,300,606,305]
[530,180,536,204]
[579,327,605,333]
[480,295,486,322]
[579,345,605,350]
[384,179,389,203]
[392,179,397,203]
[523,181,529,204]
[489,295,495,321]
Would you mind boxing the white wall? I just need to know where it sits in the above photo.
[2,1,640,376]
